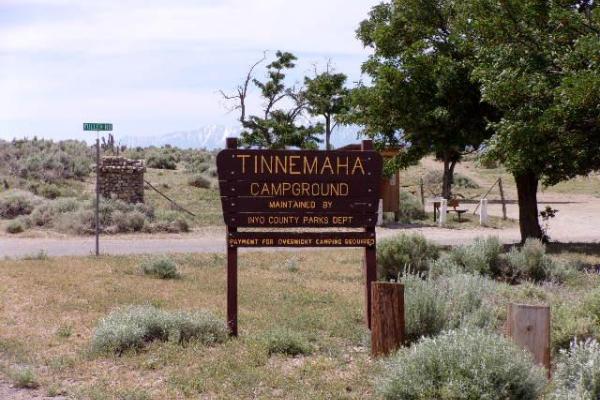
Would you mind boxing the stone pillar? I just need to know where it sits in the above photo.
[98,156,146,203]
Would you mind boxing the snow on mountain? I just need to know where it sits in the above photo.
[120,125,363,150]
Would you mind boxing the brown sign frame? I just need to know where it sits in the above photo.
[217,137,382,336]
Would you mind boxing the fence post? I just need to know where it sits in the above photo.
[498,178,507,220]
[371,282,405,357]
[480,198,489,226]
[420,178,425,209]
[438,199,447,226]
[506,303,551,377]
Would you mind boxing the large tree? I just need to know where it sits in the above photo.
[464,0,600,241]
[350,0,498,198]
[304,64,350,150]
[221,51,322,149]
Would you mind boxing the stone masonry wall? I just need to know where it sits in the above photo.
[98,156,146,203]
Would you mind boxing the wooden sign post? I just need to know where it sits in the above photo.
[217,138,383,336]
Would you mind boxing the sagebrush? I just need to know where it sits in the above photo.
[91,305,228,354]
[378,329,546,400]
[377,234,439,279]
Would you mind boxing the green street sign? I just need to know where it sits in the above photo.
[83,122,113,131]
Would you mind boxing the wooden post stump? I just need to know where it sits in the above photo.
[371,282,405,357]
[506,303,551,376]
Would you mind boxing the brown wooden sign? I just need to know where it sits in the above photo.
[217,138,382,336]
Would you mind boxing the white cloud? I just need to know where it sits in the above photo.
[0,0,379,139]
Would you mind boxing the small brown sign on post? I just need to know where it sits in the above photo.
[217,138,383,336]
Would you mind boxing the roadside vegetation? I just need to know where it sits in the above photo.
[0,139,221,235]
[0,244,599,398]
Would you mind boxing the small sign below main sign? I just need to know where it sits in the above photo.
[83,122,113,131]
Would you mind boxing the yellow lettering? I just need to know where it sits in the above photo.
[336,156,349,175]
[260,155,272,174]
[236,154,251,173]
[275,156,287,174]
[352,157,365,175]
[304,156,318,174]
[289,155,301,175]
[320,157,334,174]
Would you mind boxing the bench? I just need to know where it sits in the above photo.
[446,199,468,222]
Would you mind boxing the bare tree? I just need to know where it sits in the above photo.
[219,52,267,124]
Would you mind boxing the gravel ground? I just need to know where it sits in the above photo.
[0,379,67,400]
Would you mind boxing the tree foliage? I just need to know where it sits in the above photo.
[221,51,322,149]
[349,0,498,197]
[464,0,600,240]
[304,64,350,149]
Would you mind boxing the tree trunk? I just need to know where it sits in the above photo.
[325,115,331,150]
[442,155,456,199]
[514,170,543,242]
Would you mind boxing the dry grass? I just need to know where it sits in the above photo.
[0,250,378,399]
[144,167,223,227]
[0,247,599,398]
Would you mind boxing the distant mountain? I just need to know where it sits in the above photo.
[120,125,363,150]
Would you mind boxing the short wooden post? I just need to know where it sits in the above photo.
[506,303,551,376]
[371,282,405,357]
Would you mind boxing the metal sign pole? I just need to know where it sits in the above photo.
[95,131,100,256]
[83,122,111,257]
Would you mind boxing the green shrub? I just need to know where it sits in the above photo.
[146,151,177,170]
[397,191,426,223]
[38,183,62,199]
[113,210,146,233]
[583,287,600,324]
[11,367,39,389]
[55,208,95,235]
[91,305,227,354]
[184,153,211,174]
[548,339,600,400]
[1,138,93,182]
[188,174,211,189]
[446,236,504,276]
[506,239,573,282]
[454,173,480,189]
[152,209,190,233]
[53,197,80,213]
[29,197,82,227]
[29,202,53,226]
[260,328,312,356]
[378,329,546,400]
[552,303,599,353]
[377,234,439,279]
[0,190,37,218]
[141,257,180,279]
[6,219,25,234]
[402,273,498,343]
[20,250,49,260]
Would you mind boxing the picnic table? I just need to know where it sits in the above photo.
[427,198,468,222]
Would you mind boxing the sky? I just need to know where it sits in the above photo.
[0,0,379,141]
